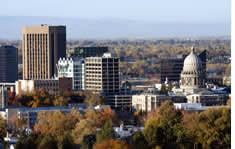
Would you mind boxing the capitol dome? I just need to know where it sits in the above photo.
[180,46,205,93]
[183,47,202,73]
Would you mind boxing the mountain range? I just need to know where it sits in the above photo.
[0,16,231,40]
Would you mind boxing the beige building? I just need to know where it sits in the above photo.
[132,94,170,112]
[22,25,66,80]
[85,53,120,95]
[15,77,72,95]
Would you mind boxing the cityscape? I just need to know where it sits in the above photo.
[0,0,231,149]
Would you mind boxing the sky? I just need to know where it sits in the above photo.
[1,0,231,23]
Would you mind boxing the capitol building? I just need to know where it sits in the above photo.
[171,47,228,106]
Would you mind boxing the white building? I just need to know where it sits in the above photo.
[15,78,73,95]
[132,93,170,112]
[57,58,85,91]
[173,47,229,106]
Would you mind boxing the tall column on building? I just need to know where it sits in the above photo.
[22,25,66,80]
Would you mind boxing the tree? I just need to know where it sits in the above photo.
[38,134,58,149]
[82,135,96,149]
[96,121,116,144]
[130,132,149,149]
[53,95,71,107]
[0,115,7,141]
[71,119,96,144]
[100,108,119,125]
[143,101,185,148]
[94,139,132,149]
[16,133,39,149]
[57,133,75,149]
[84,91,106,106]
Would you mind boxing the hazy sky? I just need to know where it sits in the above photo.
[1,0,231,23]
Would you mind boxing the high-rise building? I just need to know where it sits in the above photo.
[0,85,8,109]
[67,47,108,58]
[85,53,120,95]
[57,58,85,91]
[0,45,18,82]
[22,25,66,80]
[160,50,206,83]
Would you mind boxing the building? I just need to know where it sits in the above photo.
[186,93,228,106]
[0,45,18,82]
[85,53,120,95]
[160,50,206,83]
[106,95,132,111]
[57,58,85,91]
[67,47,108,58]
[169,47,229,106]
[15,77,72,95]
[132,93,170,112]
[180,47,206,93]
[160,56,185,83]
[0,85,8,109]
[22,25,66,80]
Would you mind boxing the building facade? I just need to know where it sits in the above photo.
[0,45,18,82]
[22,25,66,80]
[132,94,170,112]
[15,77,72,95]
[67,47,108,58]
[160,50,206,83]
[85,53,120,95]
[57,58,85,91]
[0,86,8,109]
[180,47,206,93]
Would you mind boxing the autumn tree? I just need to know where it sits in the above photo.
[96,120,116,144]
[0,115,7,141]
[53,95,71,107]
[143,101,186,148]
[94,139,132,149]
[71,119,96,144]
[185,107,231,148]
[84,91,106,106]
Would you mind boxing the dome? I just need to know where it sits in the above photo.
[183,47,202,72]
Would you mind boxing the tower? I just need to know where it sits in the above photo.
[22,25,66,80]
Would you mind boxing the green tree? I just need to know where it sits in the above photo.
[96,121,116,144]
[130,132,149,149]
[143,101,186,148]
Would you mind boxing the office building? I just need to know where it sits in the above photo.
[0,45,18,82]
[67,47,108,58]
[0,85,8,109]
[22,25,66,80]
[57,58,85,91]
[85,53,120,95]
[160,50,206,83]
[15,77,72,95]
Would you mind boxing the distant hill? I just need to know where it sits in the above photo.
[0,16,231,40]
